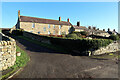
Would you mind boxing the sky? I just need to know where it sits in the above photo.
[1,2,118,31]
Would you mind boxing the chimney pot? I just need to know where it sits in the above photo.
[88,26,91,29]
[103,29,105,31]
[59,17,61,21]
[67,18,70,22]
[77,21,80,27]
[93,27,96,30]
[108,28,110,31]
[113,29,115,32]
[18,10,20,17]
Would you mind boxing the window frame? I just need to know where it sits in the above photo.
[53,25,55,28]
[38,31,40,34]
[53,31,55,35]
[43,27,46,32]
[59,31,61,35]
[59,25,61,29]
[32,23,35,28]
[48,24,50,28]
[48,31,51,34]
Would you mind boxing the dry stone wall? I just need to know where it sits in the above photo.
[0,33,16,71]
[92,41,120,55]
[23,31,51,44]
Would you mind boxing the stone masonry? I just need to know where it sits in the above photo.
[92,41,120,55]
[0,33,16,71]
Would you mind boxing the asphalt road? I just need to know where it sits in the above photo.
[11,36,118,78]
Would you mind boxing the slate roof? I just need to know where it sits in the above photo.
[19,16,72,26]
[73,25,87,30]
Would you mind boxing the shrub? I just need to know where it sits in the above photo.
[50,37,113,55]
[109,34,119,41]
[80,31,88,36]
[66,33,79,39]
[71,31,88,38]
[11,29,24,35]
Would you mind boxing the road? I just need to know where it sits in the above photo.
[11,36,118,78]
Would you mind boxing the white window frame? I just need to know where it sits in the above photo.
[32,23,35,28]
[48,31,51,34]
[59,31,61,35]
[53,31,55,35]
[48,24,50,28]
[43,27,46,32]
[38,31,40,34]
[53,25,55,28]
[30,31,33,33]
[59,25,61,29]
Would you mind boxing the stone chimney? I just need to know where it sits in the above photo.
[67,18,70,22]
[88,26,91,29]
[18,10,20,17]
[93,27,96,30]
[59,17,61,21]
[77,21,80,27]
[113,29,115,32]
[103,29,105,31]
[108,28,110,31]
[97,28,99,30]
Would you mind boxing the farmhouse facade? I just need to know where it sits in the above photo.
[15,10,72,35]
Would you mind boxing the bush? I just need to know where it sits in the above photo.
[50,37,113,55]
[71,31,88,38]
[11,29,24,35]
[80,31,88,36]
[109,34,119,41]
[66,33,79,39]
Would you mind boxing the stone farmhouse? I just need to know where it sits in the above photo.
[72,22,110,37]
[86,26,110,37]
[15,10,72,35]
[13,10,117,37]
[73,22,87,32]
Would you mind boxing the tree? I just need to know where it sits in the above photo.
[109,34,119,41]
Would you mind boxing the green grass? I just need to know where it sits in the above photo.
[18,36,69,54]
[1,45,30,80]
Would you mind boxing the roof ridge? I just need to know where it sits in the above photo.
[20,15,69,23]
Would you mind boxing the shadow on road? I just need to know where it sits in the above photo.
[8,34,74,55]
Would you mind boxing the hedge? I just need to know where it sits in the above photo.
[50,37,113,54]
[23,31,113,55]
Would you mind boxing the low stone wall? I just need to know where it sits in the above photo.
[0,33,16,71]
[23,31,51,44]
[92,41,120,55]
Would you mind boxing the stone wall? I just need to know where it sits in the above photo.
[0,33,16,71]
[92,41,120,55]
[23,31,51,44]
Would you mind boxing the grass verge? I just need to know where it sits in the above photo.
[90,51,119,60]
[1,45,30,80]
[17,36,69,54]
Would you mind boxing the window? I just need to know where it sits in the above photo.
[69,27,71,30]
[53,31,55,35]
[59,31,61,35]
[53,25,55,28]
[32,23,35,28]
[38,31,40,34]
[43,27,46,32]
[59,25,61,29]
[30,31,33,33]
[48,31,51,34]
[48,24,50,28]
